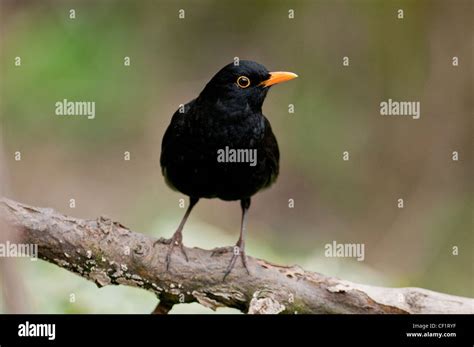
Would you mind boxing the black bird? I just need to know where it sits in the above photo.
[160,60,297,279]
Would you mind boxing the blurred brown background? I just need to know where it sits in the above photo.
[0,0,472,313]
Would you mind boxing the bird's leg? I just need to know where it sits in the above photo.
[223,198,251,280]
[164,197,198,271]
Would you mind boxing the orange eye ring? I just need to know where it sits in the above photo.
[236,76,251,88]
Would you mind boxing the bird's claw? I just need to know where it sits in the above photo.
[223,242,249,281]
[165,230,188,271]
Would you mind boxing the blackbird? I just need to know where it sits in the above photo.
[160,60,297,279]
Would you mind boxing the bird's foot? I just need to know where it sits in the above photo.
[164,230,188,271]
[223,240,249,281]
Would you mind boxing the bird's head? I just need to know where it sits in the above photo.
[199,60,297,113]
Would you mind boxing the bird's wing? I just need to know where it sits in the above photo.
[262,115,280,186]
[160,99,196,169]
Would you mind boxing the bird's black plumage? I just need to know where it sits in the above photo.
[161,62,279,200]
[159,60,297,278]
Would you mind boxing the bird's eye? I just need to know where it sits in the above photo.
[236,76,251,88]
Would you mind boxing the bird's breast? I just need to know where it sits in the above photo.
[161,106,278,200]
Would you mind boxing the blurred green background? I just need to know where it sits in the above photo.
[0,0,472,313]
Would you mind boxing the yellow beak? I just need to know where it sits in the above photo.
[259,71,298,87]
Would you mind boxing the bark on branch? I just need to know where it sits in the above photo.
[0,197,472,314]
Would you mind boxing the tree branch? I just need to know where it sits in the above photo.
[0,197,472,314]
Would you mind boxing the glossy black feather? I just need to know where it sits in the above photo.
[161,61,280,201]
